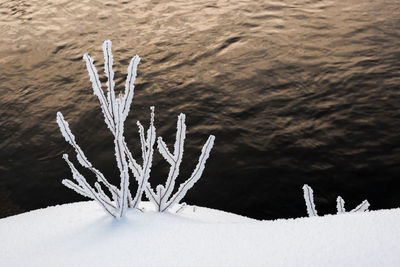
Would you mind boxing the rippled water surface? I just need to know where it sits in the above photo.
[1,0,400,219]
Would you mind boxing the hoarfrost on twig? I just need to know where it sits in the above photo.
[303,184,318,217]
[336,196,370,214]
[145,113,215,212]
[302,184,370,217]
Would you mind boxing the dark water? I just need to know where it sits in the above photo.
[1,0,400,219]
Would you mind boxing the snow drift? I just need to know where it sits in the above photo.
[0,202,399,267]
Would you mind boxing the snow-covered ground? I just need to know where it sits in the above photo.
[1,201,399,267]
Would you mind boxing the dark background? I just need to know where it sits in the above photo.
[1,0,400,219]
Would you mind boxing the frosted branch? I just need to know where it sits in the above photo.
[302,184,318,217]
[83,53,115,134]
[103,40,117,125]
[145,111,215,212]
[350,200,370,213]
[130,107,156,208]
[113,99,130,217]
[57,112,119,201]
[336,196,346,214]
[162,134,215,212]
[157,113,186,210]
[62,179,91,198]
[122,55,140,122]
[302,185,370,216]
[137,121,146,161]
[62,154,117,217]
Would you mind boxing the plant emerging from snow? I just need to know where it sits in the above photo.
[302,184,370,217]
[145,113,215,212]
[57,40,215,218]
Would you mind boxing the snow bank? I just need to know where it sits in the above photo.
[0,202,399,267]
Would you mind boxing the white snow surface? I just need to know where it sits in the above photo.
[1,201,399,267]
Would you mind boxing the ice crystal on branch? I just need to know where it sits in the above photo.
[57,40,215,218]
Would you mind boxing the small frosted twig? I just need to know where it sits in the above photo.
[158,138,175,165]
[130,107,156,208]
[137,121,146,162]
[146,113,215,212]
[156,185,165,210]
[336,196,346,214]
[94,182,113,205]
[302,184,318,217]
[63,154,116,217]
[62,179,91,198]
[145,183,159,206]
[135,207,145,213]
[57,112,119,203]
[123,140,142,179]
[155,113,186,210]
[113,99,130,218]
[83,54,115,134]
[175,203,187,214]
[303,185,370,216]
[351,200,370,213]
[103,40,117,124]
[95,182,117,210]
[122,55,140,122]
[162,135,215,211]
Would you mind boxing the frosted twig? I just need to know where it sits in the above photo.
[336,196,369,214]
[336,196,345,213]
[129,107,156,208]
[122,55,140,122]
[303,184,318,217]
[350,200,370,213]
[175,203,187,214]
[57,112,119,203]
[163,135,215,211]
[302,185,370,217]
[145,116,215,212]
[148,113,186,211]
[83,53,115,134]
[62,154,117,217]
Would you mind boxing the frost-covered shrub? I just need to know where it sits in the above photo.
[302,184,370,217]
[57,40,215,218]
